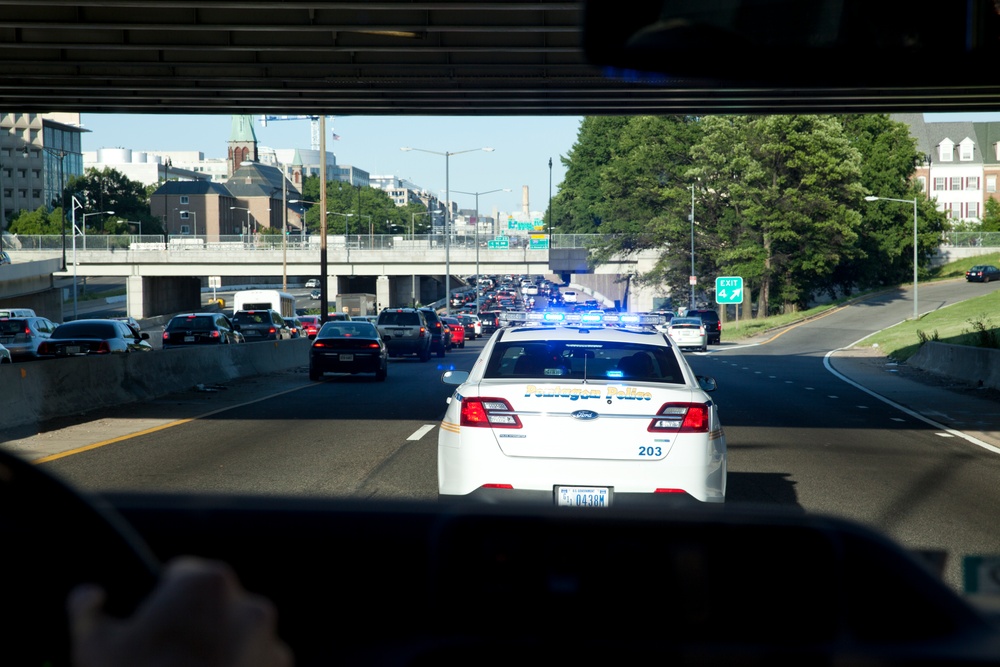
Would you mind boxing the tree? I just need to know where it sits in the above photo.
[982,198,1000,232]
[8,206,65,235]
[690,115,865,315]
[299,177,408,236]
[66,167,163,235]
[836,115,946,291]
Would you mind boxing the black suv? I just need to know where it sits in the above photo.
[686,309,721,345]
[418,308,452,358]
[231,309,292,342]
[163,313,243,349]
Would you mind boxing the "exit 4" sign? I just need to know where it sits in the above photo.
[715,276,744,304]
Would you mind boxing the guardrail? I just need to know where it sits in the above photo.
[3,233,605,252]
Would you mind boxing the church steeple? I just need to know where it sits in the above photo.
[227,115,258,177]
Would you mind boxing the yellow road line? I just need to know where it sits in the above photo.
[33,382,311,463]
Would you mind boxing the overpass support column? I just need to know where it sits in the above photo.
[376,275,390,312]
[126,274,145,318]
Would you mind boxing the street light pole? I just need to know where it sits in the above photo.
[22,144,70,270]
[453,187,510,311]
[181,210,198,237]
[400,146,495,315]
[865,195,920,320]
[690,184,696,311]
[81,209,114,251]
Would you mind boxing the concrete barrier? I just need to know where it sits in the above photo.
[907,341,1000,391]
[0,339,310,429]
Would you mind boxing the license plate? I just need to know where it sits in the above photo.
[184,335,195,342]
[66,345,81,355]
[0,337,12,344]
[556,486,610,508]
[339,353,354,361]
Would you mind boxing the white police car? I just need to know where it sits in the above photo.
[438,311,726,506]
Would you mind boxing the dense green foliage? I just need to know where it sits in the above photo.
[551,114,949,316]
[9,167,162,236]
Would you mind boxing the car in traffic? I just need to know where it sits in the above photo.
[36,319,153,357]
[305,278,320,288]
[375,307,431,361]
[283,315,305,338]
[309,320,388,381]
[0,315,59,360]
[419,307,451,357]
[111,315,142,332]
[438,311,726,505]
[161,313,243,348]
[685,309,722,345]
[231,309,292,341]
[965,265,1000,282]
[309,289,321,300]
[0,341,10,363]
[441,316,466,348]
[298,314,322,339]
[458,313,482,339]
[478,310,501,335]
[666,316,708,352]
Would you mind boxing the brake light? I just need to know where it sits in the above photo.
[95,341,112,354]
[460,397,522,429]
[210,330,220,339]
[162,331,169,341]
[367,342,380,349]
[648,403,710,433]
[268,327,276,334]
[419,326,427,338]
[313,341,327,348]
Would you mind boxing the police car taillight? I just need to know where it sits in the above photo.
[460,397,522,429]
[648,403,709,433]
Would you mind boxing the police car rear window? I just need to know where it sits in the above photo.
[484,341,683,384]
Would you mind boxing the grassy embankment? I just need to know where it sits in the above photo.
[724,252,1000,362]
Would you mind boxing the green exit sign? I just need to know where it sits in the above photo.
[715,276,744,304]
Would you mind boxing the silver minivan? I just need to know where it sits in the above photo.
[0,315,59,360]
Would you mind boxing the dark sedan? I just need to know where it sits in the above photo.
[309,320,388,381]
[162,313,243,349]
[965,265,1000,282]
[36,319,152,357]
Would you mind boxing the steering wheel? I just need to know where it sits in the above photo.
[0,447,160,666]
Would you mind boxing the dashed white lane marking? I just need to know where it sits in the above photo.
[407,424,437,441]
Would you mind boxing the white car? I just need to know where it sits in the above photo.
[562,290,577,303]
[438,311,726,506]
[666,317,708,352]
[305,278,320,288]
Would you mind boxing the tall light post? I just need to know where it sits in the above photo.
[180,210,198,238]
[690,184,696,311]
[81,209,114,251]
[411,210,431,239]
[70,197,83,320]
[453,187,510,310]
[400,146,495,315]
[865,195,920,320]
[229,206,251,240]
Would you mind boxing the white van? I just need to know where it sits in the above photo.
[0,308,37,318]
[561,290,577,303]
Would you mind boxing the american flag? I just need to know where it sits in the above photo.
[331,133,341,141]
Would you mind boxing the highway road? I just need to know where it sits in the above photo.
[27,278,1000,589]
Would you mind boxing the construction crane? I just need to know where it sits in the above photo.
[258,115,341,151]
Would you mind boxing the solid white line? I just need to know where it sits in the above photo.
[407,424,437,441]
[823,348,1000,455]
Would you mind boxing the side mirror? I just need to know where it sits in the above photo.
[382,334,392,341]
[697,375,718,392]
[441,370,469,385]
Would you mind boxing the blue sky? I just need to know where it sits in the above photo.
[80,114,583,218]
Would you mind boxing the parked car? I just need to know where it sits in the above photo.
[419,307,451,357]
[666,316,708,352]
[305,278,321,288]
[231,309,292,341]
[162,313,243,348]
[965,265,1000,282]
[298,315,322,339]
[309,320,388,381]
[441,316,466,348]
[36,319,152,357]
[0,315,59,360]
[375,307,431,361]
[686,308,722,345]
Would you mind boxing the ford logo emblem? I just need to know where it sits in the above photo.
[571,410,599,421]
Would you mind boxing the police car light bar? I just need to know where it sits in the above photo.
[499,311,663,326]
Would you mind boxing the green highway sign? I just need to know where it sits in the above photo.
[715,276,744,304]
